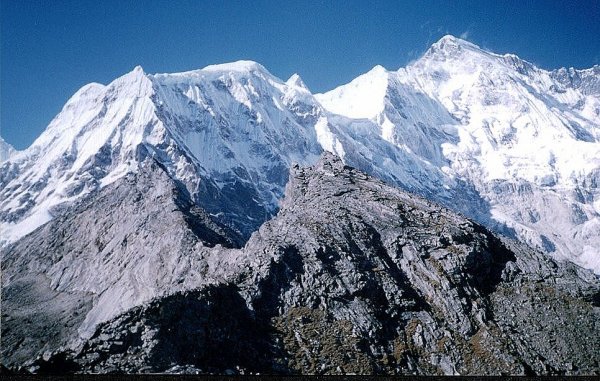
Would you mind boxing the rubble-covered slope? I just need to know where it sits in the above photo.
[11,154,599,375]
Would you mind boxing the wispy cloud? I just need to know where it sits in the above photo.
[420,23,450,49]
[458,24,476,41]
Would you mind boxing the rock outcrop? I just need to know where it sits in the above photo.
[1,159,242,369]
[3,154,599,375]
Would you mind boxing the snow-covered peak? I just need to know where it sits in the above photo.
[26,81,108,154]
[423,35,485,60]
[2,46,599,274]
[0,57,334,247]
[414,35,578,88]
[434,34,472,47]
[0,65,163,245]
[201,60,269,74]
[0,136,17,163]
[368,64,388,76]
[316,38,600,273]
[108,65,153,98]
[286,73,309,92]
[69,82,107,102]
[153,60,285,95]
[315,65,390,119]
[25,66,153,159]
[416,35,539,77]
[401,36,600,184]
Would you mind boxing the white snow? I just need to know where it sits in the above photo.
[318,36,600,273]
[315,65,389,119]
[315,116,345,159]
[1,209,52,245]
[201,60,268,73]
[0,136,17,163]
[2,38,599,276]
[1,41,599,350]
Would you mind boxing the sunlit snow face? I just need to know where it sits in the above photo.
[316,37,600,274]
[1,38,600,274]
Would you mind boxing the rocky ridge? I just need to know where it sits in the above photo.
[1,158,243,368]
[4,154,598,375]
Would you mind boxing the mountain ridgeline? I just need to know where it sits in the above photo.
[1,36,600,375]
[2,36,600,273]
[2,154,599,375]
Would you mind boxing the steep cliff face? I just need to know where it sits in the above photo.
[7,154,598,375]
[237,153,600,375]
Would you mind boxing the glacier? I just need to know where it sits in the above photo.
[0,35,599,273]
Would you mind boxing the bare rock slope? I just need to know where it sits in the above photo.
[1,159,242,368]
[3,154,599,375]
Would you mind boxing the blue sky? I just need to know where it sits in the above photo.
[2,0,599,150]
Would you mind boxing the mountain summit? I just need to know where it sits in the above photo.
[318,36,600,273]
[1,36,599,274]
[2,35,600,375]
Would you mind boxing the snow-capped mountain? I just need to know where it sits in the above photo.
[0,56,475,248]
[317,35,600,273]
[0,62,326,244]
[0,136,17,163]
[1,35,599,273]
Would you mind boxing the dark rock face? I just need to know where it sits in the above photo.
[2,153,599,375]
[47,285,276,374]
[236,153,600,375]
[550,65,600,96]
